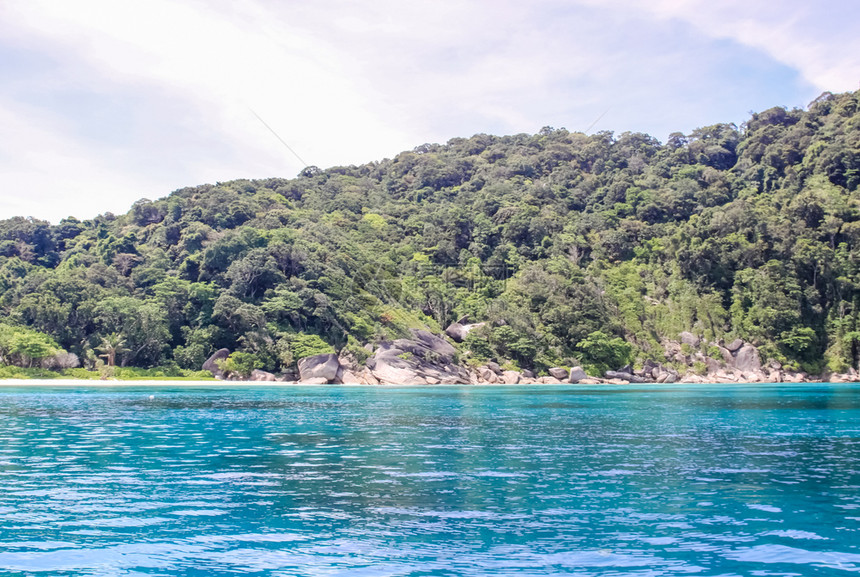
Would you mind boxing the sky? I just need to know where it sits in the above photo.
[1,0,858,223]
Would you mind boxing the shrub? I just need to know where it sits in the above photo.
[289,333,335,360]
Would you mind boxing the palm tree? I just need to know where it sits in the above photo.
[96,333,127,367]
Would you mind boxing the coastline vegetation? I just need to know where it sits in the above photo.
[1,90,859,379]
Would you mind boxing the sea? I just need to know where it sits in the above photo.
[0,383,858,576]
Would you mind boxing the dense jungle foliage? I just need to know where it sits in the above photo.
[1,90,859,376]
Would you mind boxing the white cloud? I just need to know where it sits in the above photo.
[0,0,856,222]
[577,0,860,93]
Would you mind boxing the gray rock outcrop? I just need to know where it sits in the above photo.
[725,338,745,352]
[549,367,569,380]
[445,317,487,343]
[679,331,700,347]
[250,369,276,381]
[502,370,520,384]
[478,367,498,383]
[367,329,469,384]
[202,348,230,379]
[298,353,341,383]
[606,370,648,383]
[733,345,762,373]
[568,366,588,383]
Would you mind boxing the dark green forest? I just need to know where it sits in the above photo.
[1,90,859,378]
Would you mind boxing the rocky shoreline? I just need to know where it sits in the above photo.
[203,329,860,385]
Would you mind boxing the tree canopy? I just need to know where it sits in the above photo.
[1,90,859,376]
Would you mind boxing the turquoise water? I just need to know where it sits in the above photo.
[0,384,859,576]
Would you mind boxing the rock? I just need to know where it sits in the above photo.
[250,369,276,382]
[705,357,722,374]
[367,332,470,384]
[486,361,502,374]
[717,346,734,364]
[337,352,359,372]
[368,354,429,385]
[733,345,762,373]
[339,370,363,384]
[606,370,648,383]
[501,370,520,384]
[617,364,634,375]
[360,370,380,385]
[478,367,498,383]
[202,348,230,379]
[663,340,682,357]
[300,377,328,385]
[656,370,679,383]
[410,329,457,360]
[725,338,745,352]
[606,378,629,385]
[391,330,457,365]
[549,367,569,380]
[539,376,563,384]
[679,331,700,348]
[445,320,486,343]
[568,366,588,383]
[522,369,535,378]
[579,378,601,385]
[298,353,340,383]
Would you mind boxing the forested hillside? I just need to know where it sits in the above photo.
[1,90,859,378]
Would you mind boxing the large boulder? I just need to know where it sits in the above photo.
[203,348,230,379]
[548,367,569,380]
[298,353,341,383]
[367,332,470,385]
[568,366,588,383]
[478,367,498,383]
[338,370,363,384]
[445,319,487,343]
[502,370,520,384]
[725,338,745,353]
[679,332,700,348]
[733,345,762,373]
[606,370,648,383]
[250,369,276,382]
[393,329,457,362]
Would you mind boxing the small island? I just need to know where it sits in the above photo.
[2,90,859,385]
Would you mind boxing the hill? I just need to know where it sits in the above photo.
[1,89,859,380]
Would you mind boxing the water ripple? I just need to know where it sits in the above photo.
[0,384,858,575]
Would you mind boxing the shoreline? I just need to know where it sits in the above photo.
[0,378,856,387]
